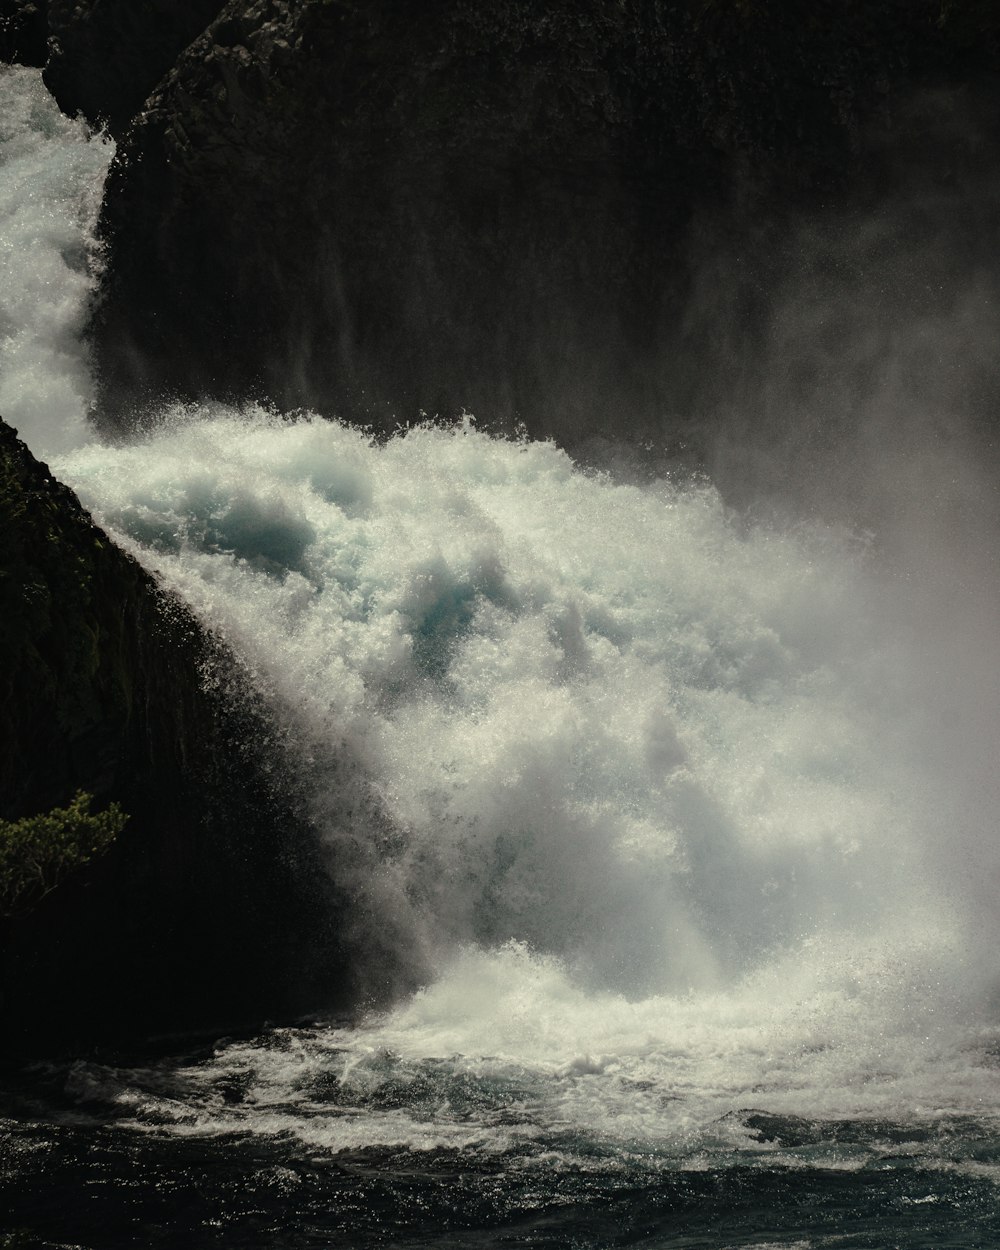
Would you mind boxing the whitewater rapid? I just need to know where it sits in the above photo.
[48,400,996,1149]
[55,405,939,992]
[5,62,1000,1163]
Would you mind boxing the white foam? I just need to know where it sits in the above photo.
[5,63,997,1157]
[0,66,113,456]
[52,405,1000,1146]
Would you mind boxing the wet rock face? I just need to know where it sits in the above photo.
[90,0,992,446]
[0,420,193,821]
[0,0,48,66]
[90,0,670,439]
[0,419,346,1055]
[9,0,999,448]
[43,0,227,136]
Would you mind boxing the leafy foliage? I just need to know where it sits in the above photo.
[0,792,127,919]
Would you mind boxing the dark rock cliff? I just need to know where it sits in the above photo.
[62,0,1000,457]
[0,0,47,65]
[5,2,1000,460]
[0,418,345,1055]
[44,0,228,136]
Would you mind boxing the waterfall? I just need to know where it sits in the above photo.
[5,61,1000,1249]
[0,66,113,456]
[46,394,997,1135]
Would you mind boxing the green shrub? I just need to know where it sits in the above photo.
[0,792,127,918]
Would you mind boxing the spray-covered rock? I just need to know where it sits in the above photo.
[0,417,346,1055]
[80,1,1000,448]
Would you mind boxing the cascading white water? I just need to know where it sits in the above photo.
[5,62,1000,1167]
[51,402,998,1152]
[54,405,941,990]
[0,66,113,456]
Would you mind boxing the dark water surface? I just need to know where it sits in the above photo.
[4,1028,1000,1250]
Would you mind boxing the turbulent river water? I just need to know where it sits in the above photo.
[4,64,1000,1249]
